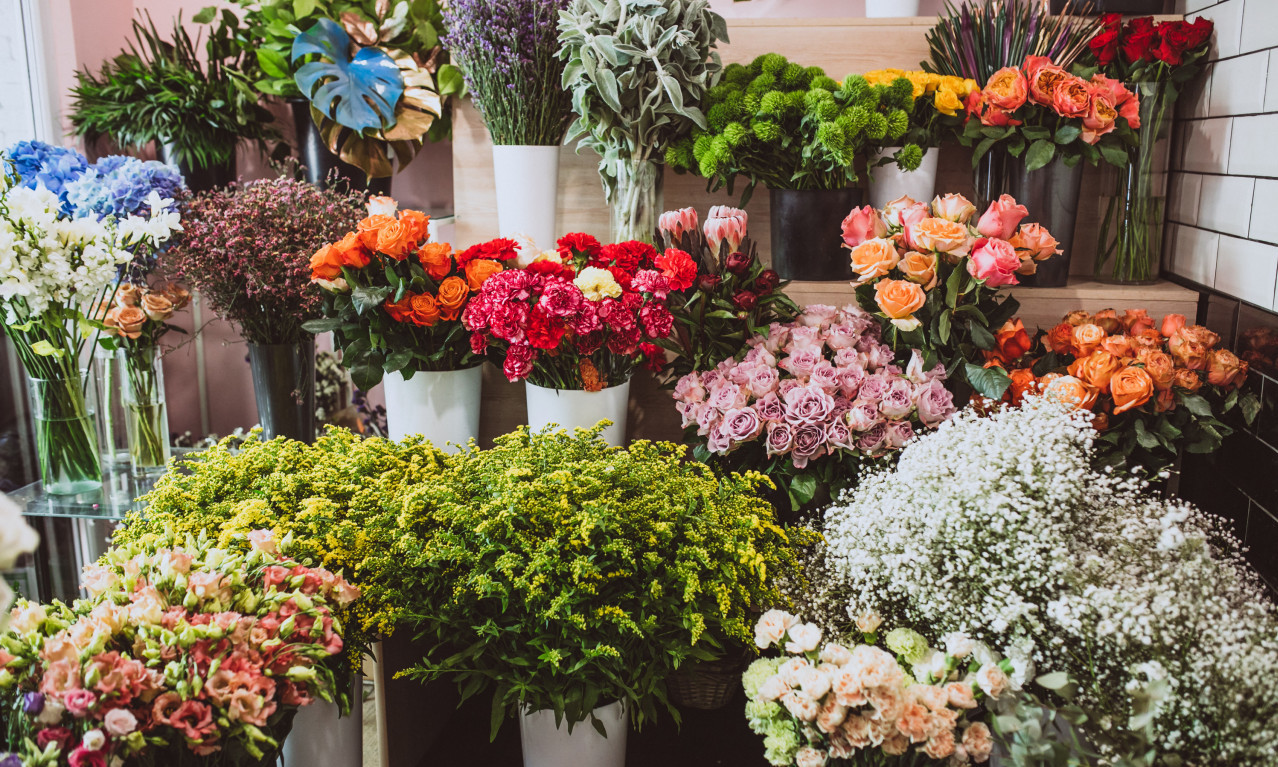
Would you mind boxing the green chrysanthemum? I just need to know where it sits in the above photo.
[759,53,788,76]
[692,133,714,162]
[778,62,806,88]
[896,144,924,172]
[747,73,777,96]
[707,102,734,132]
[885,109,909,140]
[811,75,839,92]
[723,122,749,148]
[724,62,752,85]
[866,111,889,141]
[758,91,789,117]
[886,626,930,664]
[840,75,870,104]
[752,121,782,143]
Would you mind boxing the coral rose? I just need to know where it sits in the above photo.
[1121,308,1155,335]
[140,292,173,322]
[874,279,926,330]
[1043,374,1099,411]
[967,238,1020,287]
[115,283,142,306]
[105,306,147,340]
[976,195,1029,240]
[1110,365,1155,414]
[417,242,454,280]
[1082,91,1118,145]
[1160,313,1187,338]
[899,251,938,289]
[1071,323,1108,356]
[849,238,901,284]
[464,258,503,291]
[1025,56,1068,106]
[909,217,972,256]
[409,293,441,327]
[982,66,1028,112]
[1052,74,1093,118]
[841,205,888,248]
[436,276,469,321]
[1069,351,1123,393]
[931,193,976,224]
[1207,349,1248,388]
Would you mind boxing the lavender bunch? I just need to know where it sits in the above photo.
[443,0,573,145]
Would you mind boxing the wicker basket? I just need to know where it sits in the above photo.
[668,655,749,710]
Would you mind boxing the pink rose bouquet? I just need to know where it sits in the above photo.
[463,233,673,390]
[654,206,800,381]
[0,531,358,766]
[672,304,954,509]
[843,193,1058,401]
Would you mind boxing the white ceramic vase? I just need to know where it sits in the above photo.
[382,366,482,449]
[520,701,627,767]
[525,380,630,447]
[865,0,921,17]
[492,144,560,252]
[868,146,941,209]
[280,675,361,767]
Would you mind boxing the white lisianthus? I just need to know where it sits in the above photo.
[367,195,398,217]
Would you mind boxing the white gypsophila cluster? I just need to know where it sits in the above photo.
[0,186,180,323]
[820,396,1278,763]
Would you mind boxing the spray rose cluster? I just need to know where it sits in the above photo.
[743,610,1002,767]
[0,531,358,766]
[463,233,673,389]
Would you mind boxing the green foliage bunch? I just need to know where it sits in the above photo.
[112,428,453,653]
[398,425,807,735]
[666,54,921,201]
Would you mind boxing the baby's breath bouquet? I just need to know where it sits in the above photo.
[397,425,806,736]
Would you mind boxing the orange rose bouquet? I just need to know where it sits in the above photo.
[992,309,1260,476]
[303,197,507,390]
[843,192,1060,400]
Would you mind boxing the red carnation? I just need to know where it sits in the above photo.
[608,265,633,290]
[556,232,601,261]
[538,279,584,317]
[527,307,567,350]
[655,248,697,291]
[639,342,666,373]
[607,323,641,354]
[502,343,536,381]
[599,240,658,272]
[489,303,529,343]
[639,303,674,339]
[575,330,604,354]
[526,259,574,278]
[469,331,489,355]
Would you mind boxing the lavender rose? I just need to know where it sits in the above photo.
[707,422,733,455]
[766,421,795,456]
[783,384,836,426]
[858,373,890,403]
[878,379,915,420]
[798,304,838,328]
[826,322,863,350]
[779,347,821,378]
[884,419,915,449]
[756,393,785,422]
[857,422,888,453]
[790,423,829,469]
[915,379,957,428]
[708,382,747,411]
[845,401,880,432]
[837,366,866,399]
[748,365,781,398]
[827,419,856,451]
[673,373,706,404]
[722,407,764,444]
[809,361,839,393]
[695,404,719,437]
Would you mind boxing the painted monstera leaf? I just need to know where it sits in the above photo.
[292,18,404,134]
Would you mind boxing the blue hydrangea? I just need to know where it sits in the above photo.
[4,140,89,214]
[65,155,185,221]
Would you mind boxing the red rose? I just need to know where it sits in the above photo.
[655,248,697,291]
[732,290,758,310]
[1155,21,1195,66]
[457,238,518,267]
[556,232,601,260]
[1089,26,1120,66]
[754,269,780,294]
[725,250,752,275]
[696,274,722,292]
[1121,17,1158,64]
[527,307,567,350]
[1181,17,1213,49]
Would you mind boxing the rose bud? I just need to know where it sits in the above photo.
[732,290,758,310]
[725,251,752,275]
[753,269,781,294]
[696,274,722,293]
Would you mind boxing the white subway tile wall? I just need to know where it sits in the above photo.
[1170,0,1278,313]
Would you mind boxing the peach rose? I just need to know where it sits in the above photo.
[356,214,395,251]
[437,276,469,321]
[899,251,938,290]
[416,242,454,281]
[967,238,1020,287]
[115,283,143,307]
[1090,309,1122,335]
[409,293,441,327]
[1069,351,1123,393]
[976,195,1029,240]
[140,292,173,322]
[981,66,1028,112]
[931,193,976,224]
[1043,374,1099,411]
[464,258,503,291]
[1180,324,1221,349]
[1172,368,1202,392]
[1156,388,1177,413]
[975,664,1010,699]
[1207,349,1248,388]
[1008,222,1060,262]
[160,284,191,310]
[1071,323,1108,357]
[881,195,922,227]
[1111,365,1155,414]
[1160,313,1187,338]
[310,244,343,282]
[1168,334,1209,371]
[1138,349,1175,391]
[850,238,901,284]
[874,279,926,329]
[841,205,888,248]
[105,306,147,339]
[1052,74,1092,118]
[1099,334,1134,360]
[909,218,972,257]
[1129,328,1164,352]
[1063,310,1091,327]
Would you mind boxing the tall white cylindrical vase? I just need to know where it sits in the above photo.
[383,366,483,449]
[865,0,921,17]
[493,145,560,252]
[520,701,627,767]
[525,380,631,447]
[280,675,361,767]
[868,146,940,209]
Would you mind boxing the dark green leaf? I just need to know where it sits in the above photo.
[965,363,1011,400]
[1025,139,1056,171]
[1177,391,1213,418]
[968,320,996,351]
[302,317,344,333]
[1054,124,1082,144]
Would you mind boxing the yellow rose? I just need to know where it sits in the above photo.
[934,88,963,116]
[573,266,623,302]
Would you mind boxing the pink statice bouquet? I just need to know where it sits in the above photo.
[671,304,955,509]
[0,531,358,766]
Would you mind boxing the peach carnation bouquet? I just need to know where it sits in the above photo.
[842,192,1059,400]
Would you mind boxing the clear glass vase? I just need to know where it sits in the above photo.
[118,345,170,473]
[93,347,128,468]
[27,373,103,495]
[1096,80,1172,284]
[609,159,664,244]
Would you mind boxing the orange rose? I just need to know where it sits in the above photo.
[1137,349,1175,391]
[1008,368,1039,406]
[1069,351,1123,393]
[398,209,431,243]
[908,217,972,256]
[850,238,901,284]
[1099,334,1134,360]
[986,319,1031,366]
[140,292,174,322]
[1046,322,1074,355]
[1072,323,1107,357]
[465,258,503,292]
[1008,223,1059,262]
[418,242,454,281]
[874,279,926,327]
[409,293,441,326]
[1180,324,1221,349]
[310,244,344,281]
[437,276,468,321]
[357,214,395,251]
[376,219,417,260]
[1160,313,1186,338]
[1171,368,1202,392]
[105,305,147,340]
[1042,374,1099,411]
[384,294,414,323]
[898,251,938,289]
[1063,310,1091,327]
[1110,365,1155,414]
[1206,349,1248,389]
[333,232,371,269]
[1090,309,1123,335]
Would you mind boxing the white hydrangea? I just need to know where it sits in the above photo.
[818,396,1278,763]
